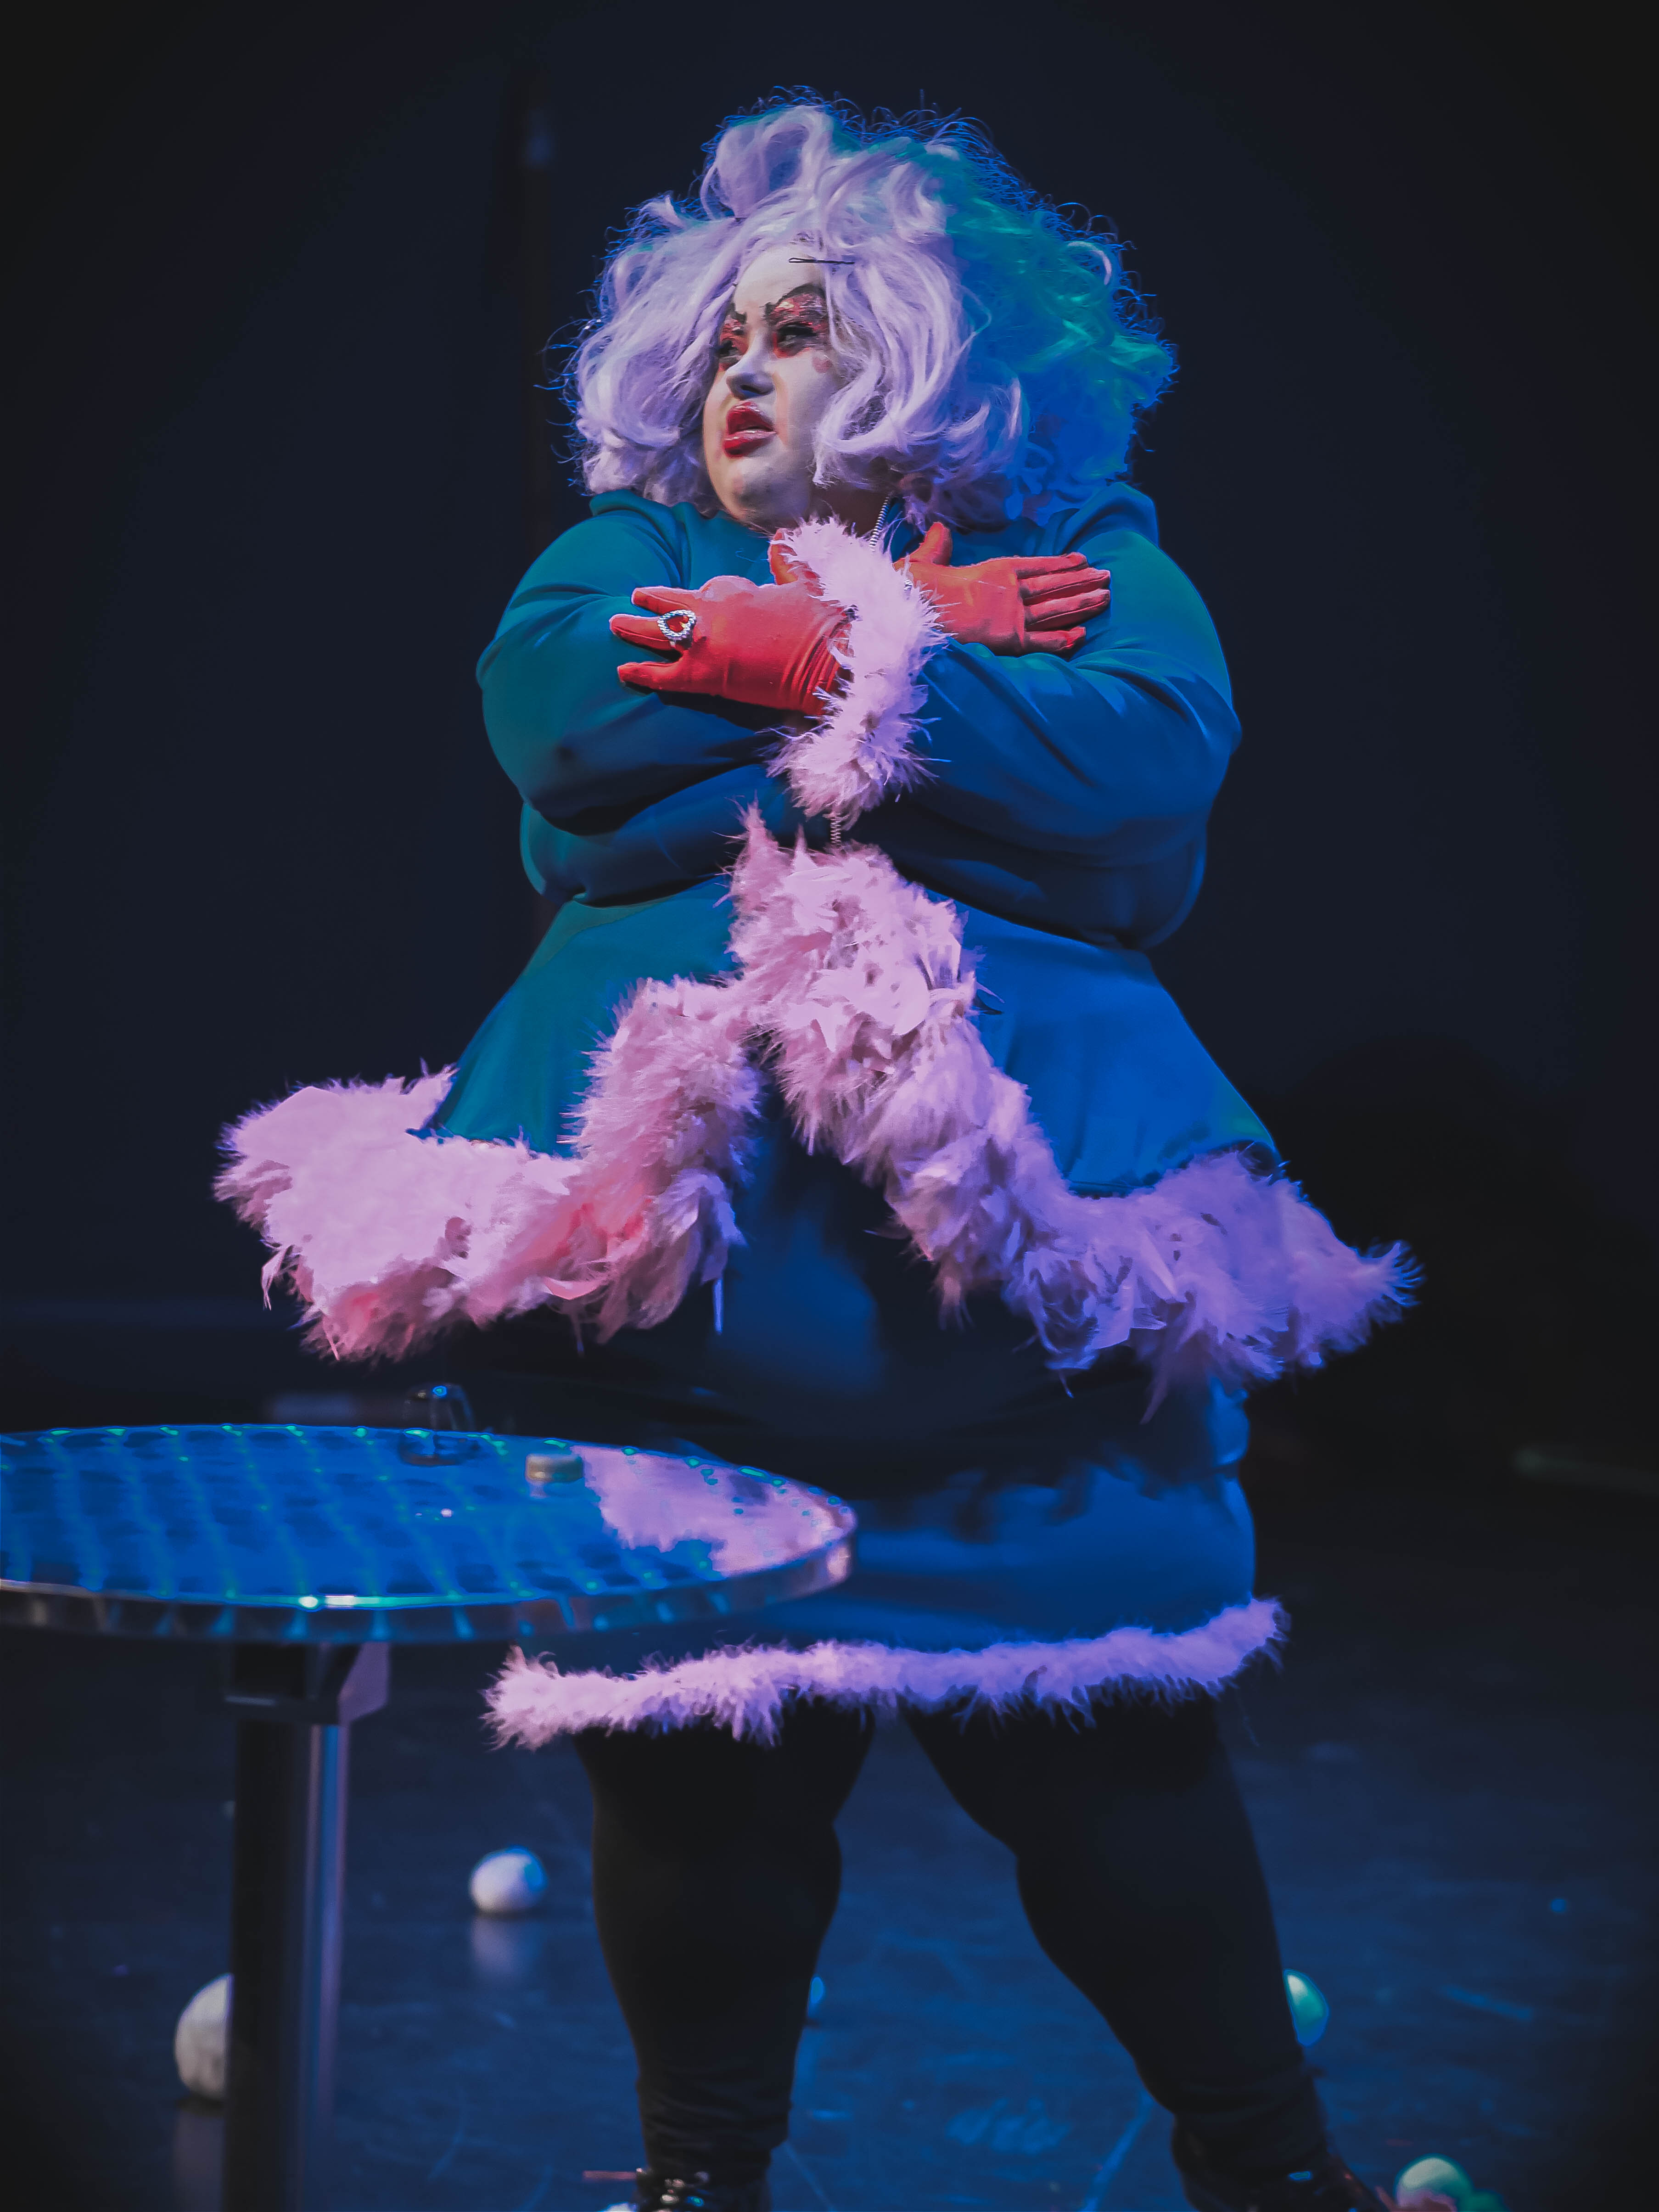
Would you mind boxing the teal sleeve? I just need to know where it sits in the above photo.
[480,498,1237,876]
[477,501,775,825]
[908,525,1239,862]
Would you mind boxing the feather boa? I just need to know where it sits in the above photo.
[217,517,1413,1383]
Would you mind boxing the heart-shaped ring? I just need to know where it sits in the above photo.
[656,607,698,646]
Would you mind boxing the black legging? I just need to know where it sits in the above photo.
[575,1695,1323,2186]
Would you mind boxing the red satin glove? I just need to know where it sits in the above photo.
[900,521,1110,654]
[611,541,846,712]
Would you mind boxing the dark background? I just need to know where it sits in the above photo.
[2,12,1656,2206]
[4,0,1655,1470]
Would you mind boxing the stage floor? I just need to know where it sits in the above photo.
[2,1460,1652,2210]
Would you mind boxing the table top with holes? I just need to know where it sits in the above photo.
[0,1424,856,1642]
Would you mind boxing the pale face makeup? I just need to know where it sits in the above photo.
[700,242,885,536]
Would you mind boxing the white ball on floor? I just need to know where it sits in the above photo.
[1283,1969,1329,2045]
[174,1973,231,2100]
[1394,2157,1471,2209]
[469,1847,547,1917]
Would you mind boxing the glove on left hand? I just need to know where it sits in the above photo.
[899,521,1110,654]
[611,541,846,713]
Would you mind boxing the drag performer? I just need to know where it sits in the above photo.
[220,102,1418,2212]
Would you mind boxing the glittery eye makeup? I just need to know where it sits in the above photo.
[713,287,829,366]
[766,288,829,352]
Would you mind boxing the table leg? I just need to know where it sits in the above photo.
[220,1643,389,2212]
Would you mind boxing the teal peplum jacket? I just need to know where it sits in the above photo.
[438,482,1271,1210]
[217,478,1407,1715]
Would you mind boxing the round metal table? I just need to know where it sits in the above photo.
[0,1422,855,2210]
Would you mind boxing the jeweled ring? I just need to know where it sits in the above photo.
[656,607,698,646]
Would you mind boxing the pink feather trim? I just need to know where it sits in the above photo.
[213,1071,564,1358]
[723,823,1415,1393]
[217,816,1412,1377]
[768,515,944,826]
[215,970,761,1359]
[485,1596,1286,1743]
[217,520,1412,1377]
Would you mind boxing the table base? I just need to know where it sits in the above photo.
[222,1644,389,2211]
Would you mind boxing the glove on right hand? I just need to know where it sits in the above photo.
[610,540,847,714]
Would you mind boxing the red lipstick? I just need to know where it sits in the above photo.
[722,403,774,457]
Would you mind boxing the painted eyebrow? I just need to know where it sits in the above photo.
[717,285,827,328]
[766,286,827,316]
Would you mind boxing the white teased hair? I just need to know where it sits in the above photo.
[570,99,1177,532]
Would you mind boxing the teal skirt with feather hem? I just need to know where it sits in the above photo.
[448,1086,1276,1738]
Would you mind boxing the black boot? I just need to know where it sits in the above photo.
[628,2171,773,2212]
[1173,2125,1392,2212]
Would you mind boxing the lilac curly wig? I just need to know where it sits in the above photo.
[569,99,1177,533]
